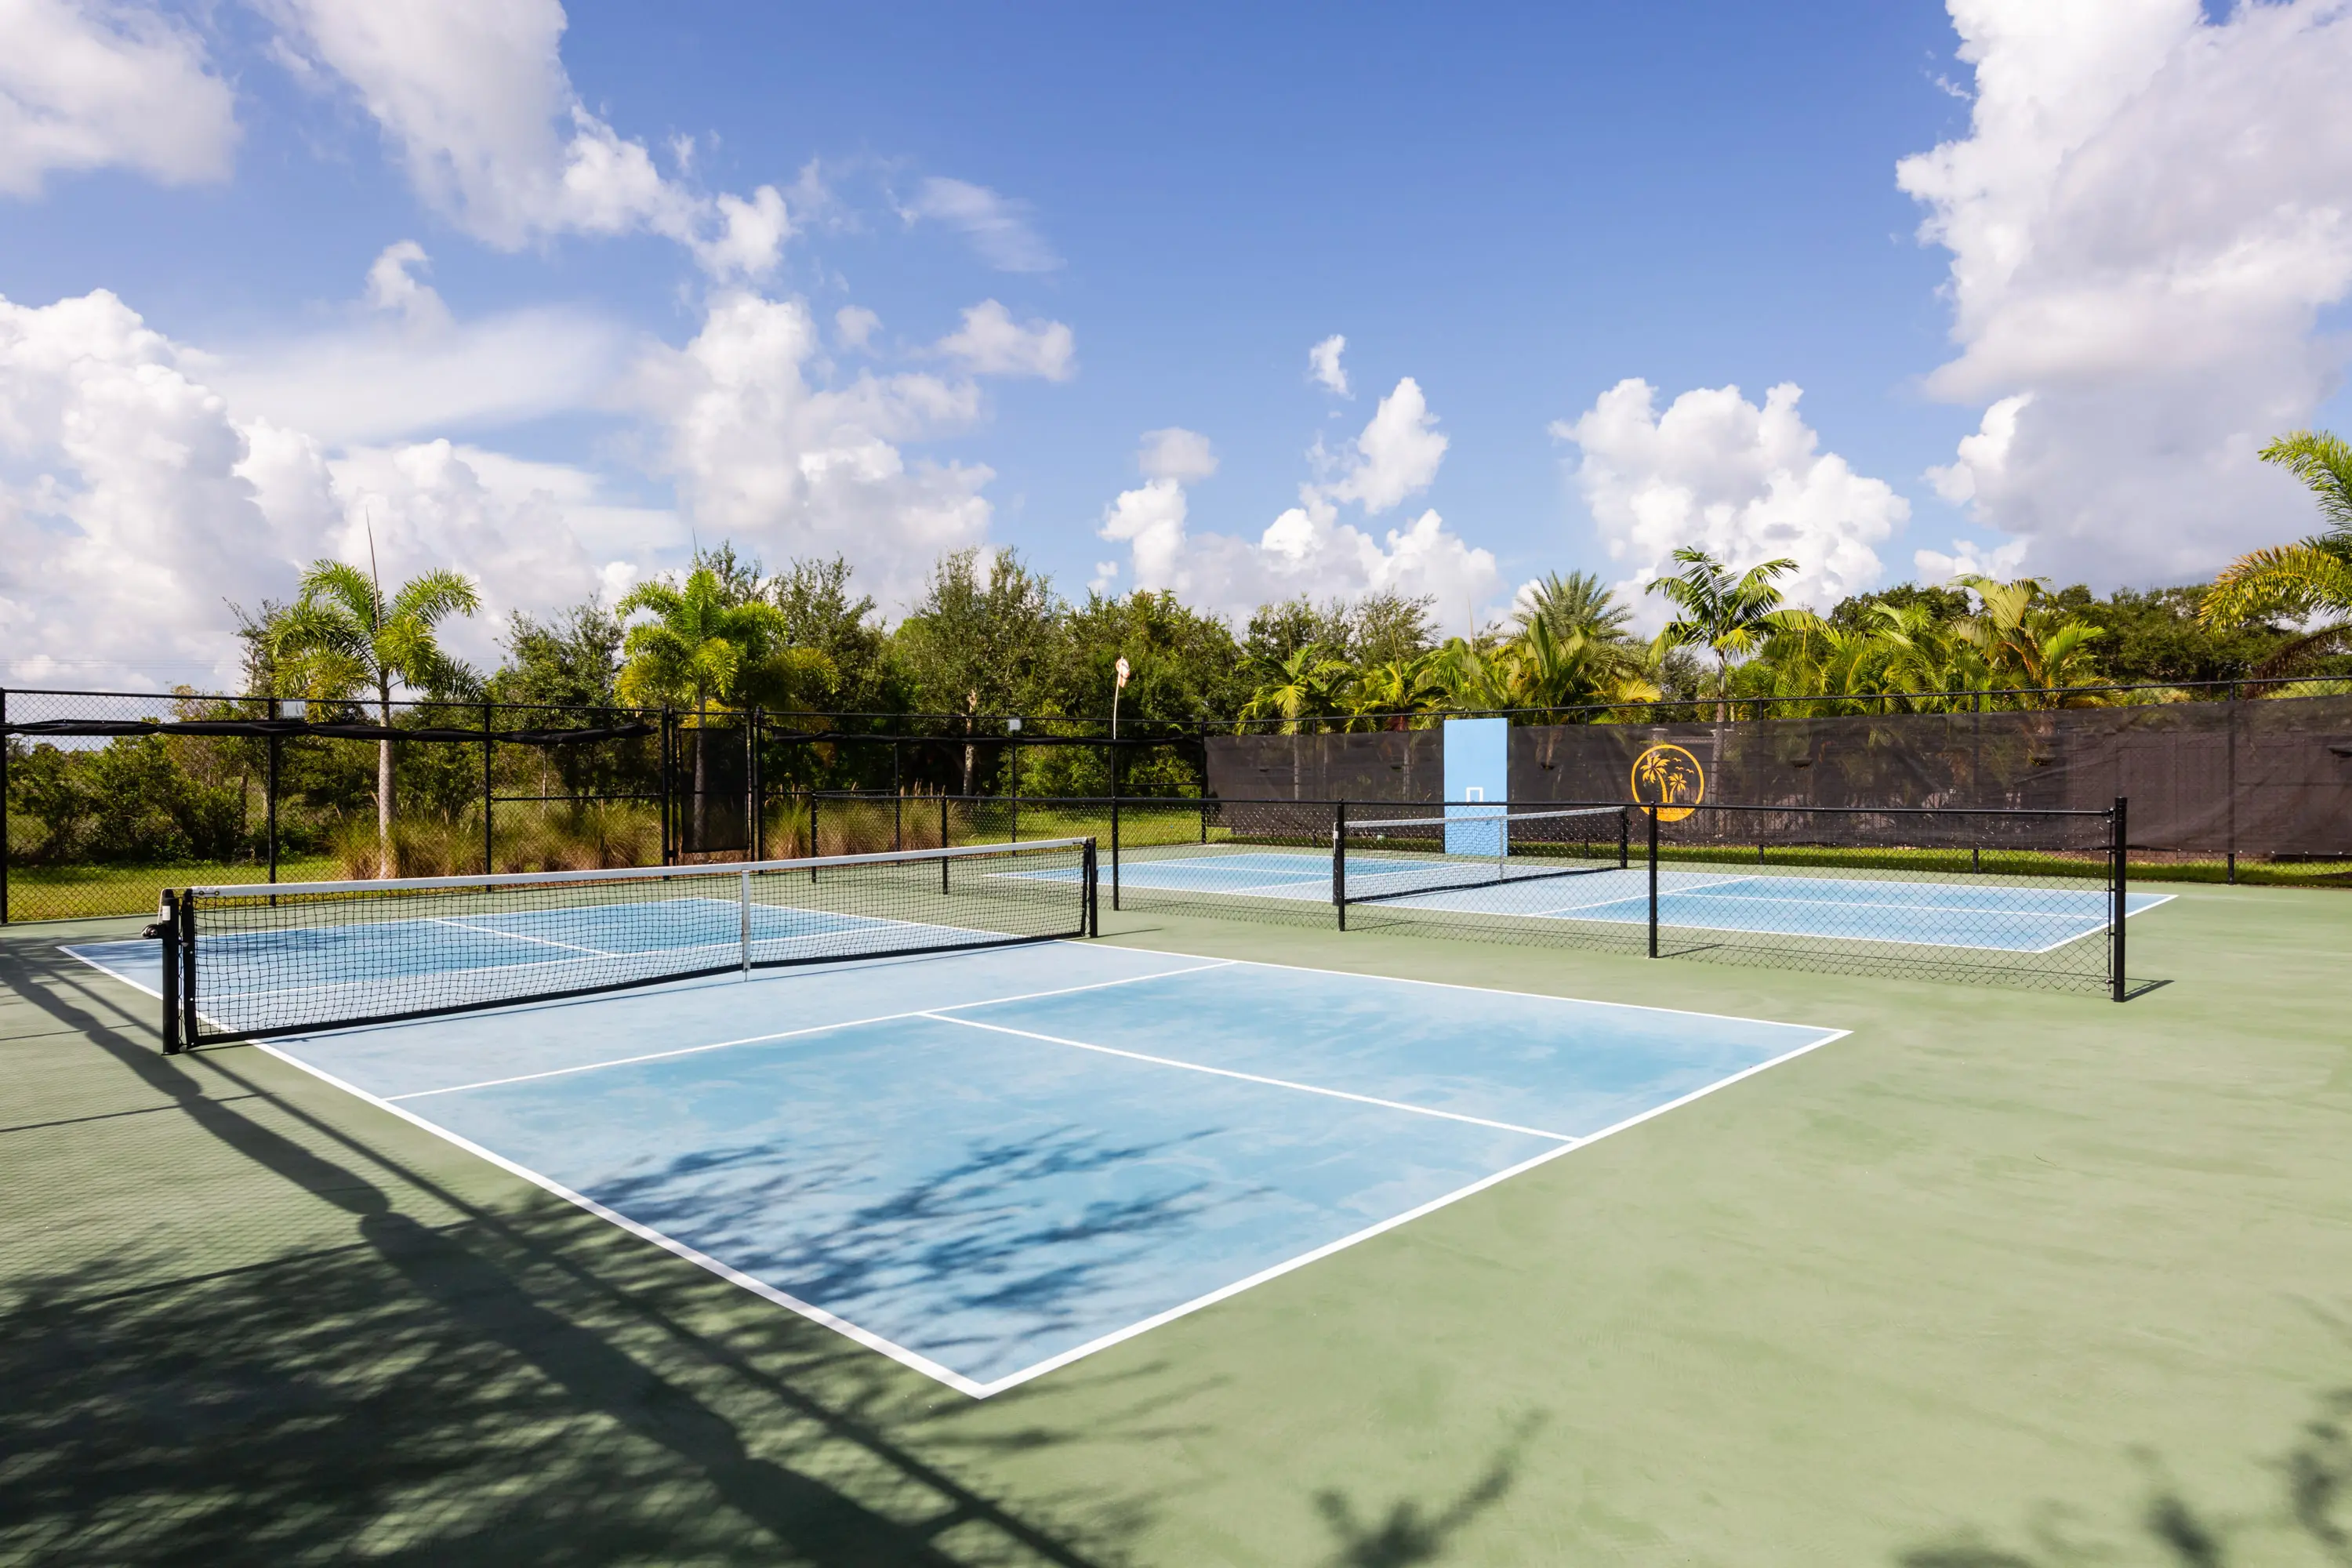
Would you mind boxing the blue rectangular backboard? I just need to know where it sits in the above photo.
[1442,717,1507,856]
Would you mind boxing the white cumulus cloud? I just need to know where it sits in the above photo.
[1552,378,1907,621]
[1095,391,1499,620]
[935,299,1076,381]
[0,0,238,196]
[0,287,666,688]
[267,0,786,275]
[1898,0,2352,585]
[634,291,998,609]
[1323,376,1446,513]
[1308,334,1349,397]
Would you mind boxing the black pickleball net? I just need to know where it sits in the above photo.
[158,837,1097,1050]
[1337,804,1632,905]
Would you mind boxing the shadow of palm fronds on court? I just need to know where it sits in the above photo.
[1309,1414,1543,1568]
[0,938,1163,1568]
[1896,1382,2352,1568]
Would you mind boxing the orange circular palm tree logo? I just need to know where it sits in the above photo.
[1631,744,1704,821]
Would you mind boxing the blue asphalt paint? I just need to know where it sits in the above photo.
[67,931,1843,1395]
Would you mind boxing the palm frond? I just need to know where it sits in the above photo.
[2258,429,2352,537]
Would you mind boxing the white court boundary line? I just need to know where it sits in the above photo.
[244,1039,1000,1399]
[924,1012,1578,1142]
[253,964,1847,1400]
[964,1018,1849,1397]
[72,931,1849,1399]
[1390,876,2175,956]
[384,959,1240,1099]
[1077,937,1849,1036]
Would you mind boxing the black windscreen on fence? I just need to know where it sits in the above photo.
[1209,695,2352,859]
[673,723,749,855]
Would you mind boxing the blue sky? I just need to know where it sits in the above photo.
[5,0,2350,687]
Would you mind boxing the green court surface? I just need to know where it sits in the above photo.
[4,884,2348,1566]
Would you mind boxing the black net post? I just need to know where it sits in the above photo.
[177,889,198,1047]
[1617,805,1629,869]
[1332,800,1347,931]
[942,797,952,895]
[1646,807,1660,959]
[1110,794,1122,912]
[155,891,180,1054]
[2112,795,2128,1003]
[481,699,495,874]
[810,794,821,882]
[1082,841,1101,940]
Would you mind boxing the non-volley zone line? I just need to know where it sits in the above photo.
[927,1011,1578,1142]
[384,958,1241,1100]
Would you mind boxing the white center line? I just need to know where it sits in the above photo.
[386,959,1240,1100]
[922,1011,1578,1143]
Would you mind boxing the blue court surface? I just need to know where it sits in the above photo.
[66,936,1843,1397]
[1090,849,2171,953]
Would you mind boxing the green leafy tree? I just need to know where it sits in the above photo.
[891,548,1061,791]
[768,556,902,717]
[267,557,481,874]
[2201,429,2352,677]
[1645,547,1804,720]
[489,604,626,710]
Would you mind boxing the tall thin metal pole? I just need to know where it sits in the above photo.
[1647,808,1661,959]
[481,698,495,874]
[739,866,752,980]
[659,709,674,865]
[2112,795,2129,1003]
[266,695,280,885]
[749,709,762,863]
[2227,679,2239,884]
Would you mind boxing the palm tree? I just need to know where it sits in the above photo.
[1240,644,1353,734]
[1952,576,2105,706]
[616,567,817,845]
[1348,652,1448,730]
[1645,547,1803,720]
[2200,429,2352,678]
[1515,570,1633,644]
[269,557,481,876]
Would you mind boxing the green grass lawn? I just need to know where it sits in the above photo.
[5,873,2348,1563]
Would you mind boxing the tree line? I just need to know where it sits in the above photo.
[9,430,2348,873]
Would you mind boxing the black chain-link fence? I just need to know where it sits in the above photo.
[2,689,1206,923]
